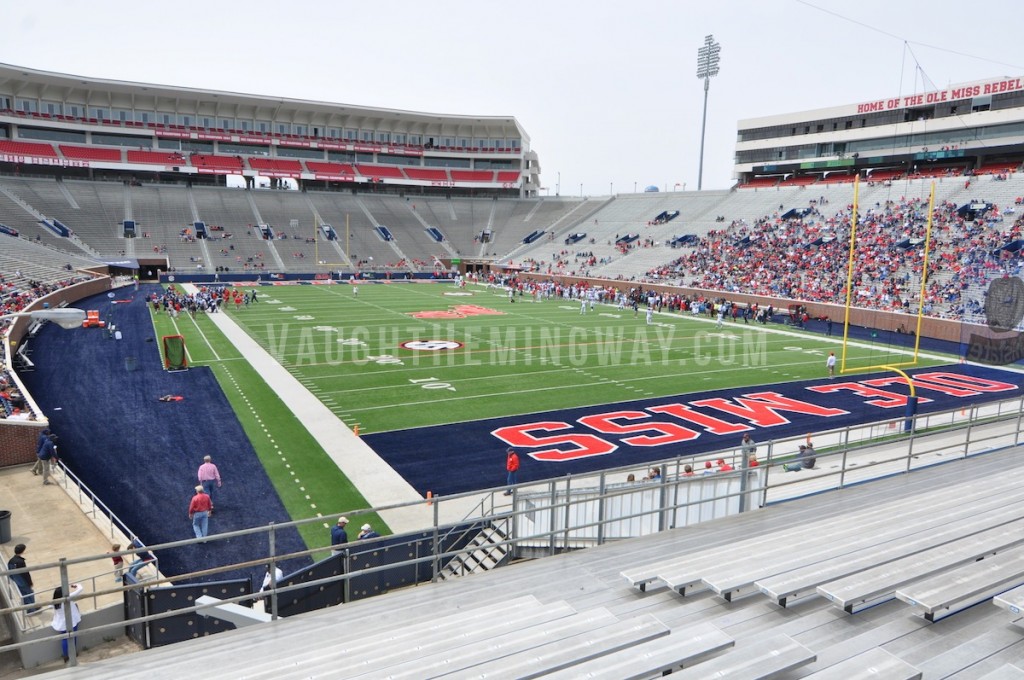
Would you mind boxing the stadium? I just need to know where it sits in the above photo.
[1,35,1024,679]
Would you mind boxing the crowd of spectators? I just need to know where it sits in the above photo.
[0,364,31,419]
[0,275,89,320]
[518,236,657,278]
[0,274,91,421]
[638,194,1023,321]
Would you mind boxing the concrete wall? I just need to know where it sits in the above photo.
[13,604,126,669]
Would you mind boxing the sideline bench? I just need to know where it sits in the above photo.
[896,545,1024,621]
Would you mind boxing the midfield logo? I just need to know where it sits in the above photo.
[408,304,506,320]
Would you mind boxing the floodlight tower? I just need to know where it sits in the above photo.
[695,34,721,191]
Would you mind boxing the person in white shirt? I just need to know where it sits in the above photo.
[51,583,83,662]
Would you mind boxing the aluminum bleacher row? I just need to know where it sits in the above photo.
[38,445,1024,678]
[0,177,594,273]
[1,172,1022,286]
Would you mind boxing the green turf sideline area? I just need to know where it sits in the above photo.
[217,283,952,436]
[148,298,384,553]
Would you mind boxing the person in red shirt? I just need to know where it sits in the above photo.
[716,458,734,472]
[188,485,214,538]
[504,448,520,496]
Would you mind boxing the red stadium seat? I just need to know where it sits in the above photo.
[59,145,122,162]
[0,140,58,157]
[354,164,405,179]
[451,170,495,182]
[403,168,449,181]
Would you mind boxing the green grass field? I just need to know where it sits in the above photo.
[149,282,953,542]
[222,284,948,435]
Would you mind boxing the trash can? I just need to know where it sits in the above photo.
[0,510,11,543]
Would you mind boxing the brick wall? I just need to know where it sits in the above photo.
[520,274,978,343]
[0,421,44,466]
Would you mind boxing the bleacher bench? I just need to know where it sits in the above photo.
[667,633,814,680]
[540,622,733,680]
[896,545,1024,621]
[804,648,921,679]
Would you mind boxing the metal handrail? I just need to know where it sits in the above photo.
[0,395,1021,665]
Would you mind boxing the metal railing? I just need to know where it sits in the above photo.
[1,395,1022,665]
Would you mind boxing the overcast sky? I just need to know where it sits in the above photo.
[4,0,1024,195]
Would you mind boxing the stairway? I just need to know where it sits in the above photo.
[438,517,512,580]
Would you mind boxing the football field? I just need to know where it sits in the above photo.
[147,280,1024,519]
[220,282,941,436]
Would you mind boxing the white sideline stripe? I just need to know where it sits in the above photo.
[183,310,221,362]
[181,284,429,533]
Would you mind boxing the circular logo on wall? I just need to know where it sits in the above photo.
[399,340,464,351]
[984,277,1024,332]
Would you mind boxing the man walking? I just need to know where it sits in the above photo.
[6,544,40,614]
[826,351,837,378]
[32,429,51,476]
[37,434,57,486]
[504,448,520,496]
[330,516,349,555]
[197,455,222,501]
[188,485,214,539]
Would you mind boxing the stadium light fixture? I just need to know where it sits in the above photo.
[696,34,721,191]
[1,308,87,330]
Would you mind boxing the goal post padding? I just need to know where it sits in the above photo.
[163,335,187,371]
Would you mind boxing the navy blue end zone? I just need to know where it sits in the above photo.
[364,364,1023,497]
[20,285,309,582]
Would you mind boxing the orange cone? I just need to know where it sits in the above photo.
[353,424,360,436]
[426,491,433,506]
